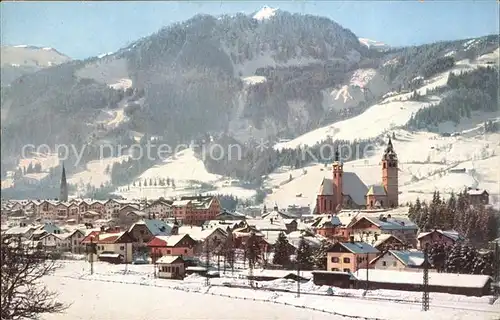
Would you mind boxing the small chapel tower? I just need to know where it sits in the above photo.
[382,137,398,208]
[332,147,343,209]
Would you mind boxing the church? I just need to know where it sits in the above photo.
[315,138,399,213]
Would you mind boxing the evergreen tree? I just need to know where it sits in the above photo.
[313,239,332,270]
[27,162,34,174]
[245,232,262,269]
[144,179,148,187]
[166,177,171,186]
[296,236,314,270]
[272,232,292,266]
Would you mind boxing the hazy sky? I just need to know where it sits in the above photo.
[1,1,498,59]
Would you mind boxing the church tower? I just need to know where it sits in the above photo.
[60,163,68,202]
[382,137,398,208]
[332,147,343,210]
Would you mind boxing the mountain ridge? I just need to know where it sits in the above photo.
[1,9,498,202]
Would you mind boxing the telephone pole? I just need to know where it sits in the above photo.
[422,243,430,311]
[365,252,369,293]
[205,239,210,287]
[89,238,95,275]
[296,261,301,298]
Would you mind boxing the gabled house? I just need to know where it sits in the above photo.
[172,195,220,226]
[128,219,176,245]
[370,250,430,271]
[39,233,65,251]
[178,226,227,255]
[349,214,418,248]
[81,230,135,263]
[355,233,406,251]
[148,234,197,262]
[417,229,465,249]
[310,214,345,240]
[465,188,489,205]
[144,199,173,219]
[157,255,185,279]
[326,238,380,273]
[59,229,85,253]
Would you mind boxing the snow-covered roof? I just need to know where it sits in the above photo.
[335,241,380,254]
[5,225,36,235]
[353,269,492,288]
[355,215,417,231]
[157,255,184,264]
[178,226,225,242]
[154,235,188,247]
[320,172,368,206]
[130,219,173,236]
[371,250,427,267]
[466,188,488,195]
[252,269,313,280]
[366,185,387,196]
[417,229,465,241]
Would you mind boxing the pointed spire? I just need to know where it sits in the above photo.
[60,161,68,202]
[334,147,340,162]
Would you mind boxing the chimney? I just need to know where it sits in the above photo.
[349,235,355,244]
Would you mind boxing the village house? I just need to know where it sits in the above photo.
[60,229,86,253]
[326,238,380,273]
[81,230,135,263]
[89,200,106,215]
[4,224,38,240]
[157,255,185,279]
[309,214,347,241]
[178,225,227,255]
[315,138,399,214]
[172,195,220,226]
[39,200,58,220]
[354,233,406,251]
[370,250,430,271]
[417,229,465,249]
[348,214,418,248]
[80,210,102,224]
[144,198,173,219]
[465,188,489,205]
[148,234,197,262]
[39,233,65,251]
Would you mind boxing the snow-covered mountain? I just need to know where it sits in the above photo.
[253,6,279,20]
[358,38,390,51]
[0,45,71,86]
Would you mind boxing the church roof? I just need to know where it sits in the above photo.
[383,137,397,161]
[319,178,334,195]
[366,185,387,196]
[320,172,368,206]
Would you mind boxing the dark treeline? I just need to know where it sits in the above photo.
[408,190,499,246]
[406,66,499,130]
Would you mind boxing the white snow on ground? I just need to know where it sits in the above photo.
[42,261,499,320]
[265,130,500,208]
[275,99,434,150]
[114,148,256,200]
[109,78,132,90]
[350,68,377,88]
[105,108,128,129]
[68,155,130,193]
[253,6,278,20]
[17,152,60,172]
[97,52,114,59]
[242,76,267,86]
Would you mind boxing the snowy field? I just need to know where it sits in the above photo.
[113,148,257,200]
[41,261,499,320]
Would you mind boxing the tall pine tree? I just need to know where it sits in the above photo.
[272,232,292,266]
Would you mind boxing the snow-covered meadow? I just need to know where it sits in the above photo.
[42,261,499,320]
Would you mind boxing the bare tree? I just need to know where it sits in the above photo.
[1,238,68,320]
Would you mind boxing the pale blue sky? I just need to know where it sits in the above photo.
[1,1,498,59]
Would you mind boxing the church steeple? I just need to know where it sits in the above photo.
[59,163,68,202]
